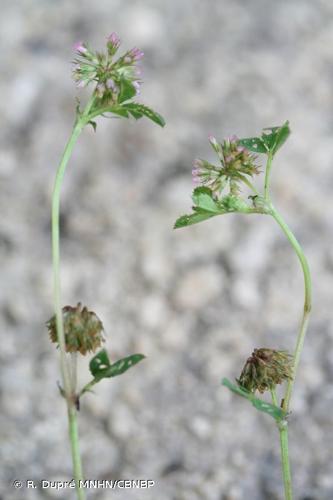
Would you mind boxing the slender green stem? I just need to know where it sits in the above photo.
[52,123,83,396]
[270,388,292,499]
[270,388,278,407]
[264,152,274,200]
[278,421,293,500]
[263,149,311,500]
[68,405,85,499]
[270,206,312,412]
[79,379,98,397]
[51,96,95,499]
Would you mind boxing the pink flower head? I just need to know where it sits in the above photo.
[107,32,121,49]
[74,41,87,55]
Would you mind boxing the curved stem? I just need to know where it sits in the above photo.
[52,122,83,398]
[51,96,95,500]
[270,206,312,413]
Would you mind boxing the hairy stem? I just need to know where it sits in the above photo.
[51,96,95,499]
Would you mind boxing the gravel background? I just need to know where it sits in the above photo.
[1,1,333,499]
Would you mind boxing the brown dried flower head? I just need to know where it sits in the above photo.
[47,303,105,355]
[237,348,293,394]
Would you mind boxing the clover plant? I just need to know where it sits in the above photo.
[175,122,311,500]
[48,34,165,500]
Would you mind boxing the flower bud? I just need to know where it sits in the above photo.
[107,32,121,56]
[73,41,88,55]
[47,303,105,355]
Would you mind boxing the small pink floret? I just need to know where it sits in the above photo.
[107,32,121,47]
[74,41,87,54]
[129,47,144,61]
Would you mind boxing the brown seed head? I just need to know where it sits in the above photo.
[237,348,293,394]
[47,303,105,355]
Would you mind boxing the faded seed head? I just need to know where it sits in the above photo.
[47,303,105,355]
[237,348,293,394]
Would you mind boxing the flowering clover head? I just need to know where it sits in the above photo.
[47,303,105,355]
[192,135,260,197]
[72,32,143,104]
[237,348,293,394]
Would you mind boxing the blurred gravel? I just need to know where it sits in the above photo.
[1,1,333,499]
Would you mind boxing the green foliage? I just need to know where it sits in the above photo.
[238,137,268,154]
[88,102,165,127]
[221,194,249,212]
[89,349,145,382]
[122,103,166,127]
[222,377,286,422]
[262,121,290,155]
[174,187,227,229]
[118,79,137,103]
[239,121,290,157]
[192,187,221,212]
[174,211,217,228]
[174,187,253,229]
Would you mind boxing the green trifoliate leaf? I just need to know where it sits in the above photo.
[89,349,145,382]
[122,102,165,127]
[222,377,286,421]
[261,121,290,155]
[239,121,290,157]
[174,188,253,229]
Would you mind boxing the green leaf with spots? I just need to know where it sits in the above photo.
[122,103,166,127]
[261,121,290,155]
[89,349,145,382]
[89,349,111,376]
[238,137,268,153]
[222,377,286,421]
